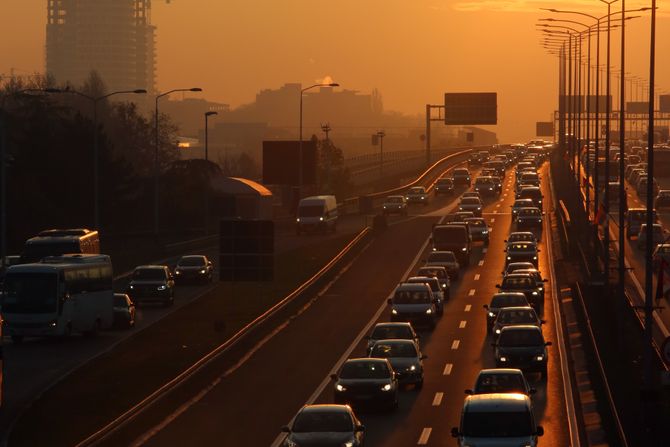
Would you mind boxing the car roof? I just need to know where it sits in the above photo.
[504,273,534,279]
[343,358,389,365]
[134,265,167,270]
[373,322,413,329]
[514,198,534,203]
[397,283,431,290]
[493,292,527,298]
[300,404,352,414]
[180,255,205,260]
[478,368,524,376]
[386,194,404,199]
[372,338,417,346]
[463,393,531,412]
[509,232,535,237]
[464,218,485,223]
[500,324,542,333]
[407,276,438,283]
[498,306,535,313]
[418,265,447,272]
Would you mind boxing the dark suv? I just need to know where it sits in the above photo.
[127,265,175,306]
[452,168,472,187]
[493,326,551,379]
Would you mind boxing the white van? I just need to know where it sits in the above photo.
[296,195,338,235]
[451,394,544,446]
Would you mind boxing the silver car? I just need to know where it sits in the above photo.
[492,306,544,337]
[425,250,460,279]
[465,217,490,244]
[406,186,429,205]
[382,195,408,216]
[459,197,483,217]
[369,339,427,388]
[366,322,419,353]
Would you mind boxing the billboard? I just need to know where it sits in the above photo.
[626,102,650,114]
[536,122,554,137]
[559,95,585,113]
[262,140,317,186]
[444,93,497,125]
[586,95,612,112]
[660,95,670,113]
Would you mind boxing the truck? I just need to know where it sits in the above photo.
[431,224,471,267]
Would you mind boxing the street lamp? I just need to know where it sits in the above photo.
[299,82,339,197]
[376,130,386,181]
[154,87,202,236]
[44,87,147,230]
[204,111,218,162]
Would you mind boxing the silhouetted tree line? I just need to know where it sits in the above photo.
[0,73,260,253]
[314,135,353,199]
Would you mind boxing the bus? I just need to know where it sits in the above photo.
[1,254,114,343]
[21,228,100,263]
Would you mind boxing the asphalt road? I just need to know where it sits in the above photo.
[100,160,572,447]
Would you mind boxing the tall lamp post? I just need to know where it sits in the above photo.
[299,82,339,197]
[45,88,147,230]
[154,87,202,236]
[376,130,386,181]
[204,111,218,162]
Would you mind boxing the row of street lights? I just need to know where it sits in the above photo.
[538,0,659,396]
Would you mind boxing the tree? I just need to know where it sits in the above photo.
[317,136,352,199]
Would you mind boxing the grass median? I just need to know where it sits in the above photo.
[9,231,363,447]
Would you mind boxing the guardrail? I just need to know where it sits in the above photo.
[75,227,373,447]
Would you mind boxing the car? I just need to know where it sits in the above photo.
[127,265,175,306]
[474,176,499,197]
[112,293,135,329]
[406,276,447,313]
[504,242,539,268]
[432,223,471,266]
[468,153,483,166]
[465,368,536,396]
[493,325,551,378]
[502,262,537,276]
[511,199,535,221]
[513,269,547,300]
[637,177,659,197]
[296,195,339,234]
[174,255,213,284]
[366,322,420,354]
[464,217,490,244]
[406,186,429,205]
[515,161,535,176]
[434,177,455,195]
[388,283,438,328]
[459,197,483,217]
[637,224,667,249]
[281,404,365,447]
[454,211,475,221]
[483,292,529,333]
[382,195,408,216]
[331,358,399,410]
[461,191,482,201]
[492,306,545,337]
[516,207,543,229]
[505,232,538,245]
[516,172,540,189]
[368,339,426,388]
[416,265,451,291]
[452,168,472,186]
[451,394,544,446]
[626,208,658,239]
[653,243,670,266]
[496,273,543,313]
[425,251,460,280]
[629,168,646,186]
[516,186,543,211]
[654,190,670,209]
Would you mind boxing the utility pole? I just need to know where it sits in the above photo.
[376,130,386,181]
[320,123,331,141]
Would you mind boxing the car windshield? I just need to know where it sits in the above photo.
[387,197,404,203]
[292,411,353,433]
[502,278,533,288]
[475,374,526,394]
[340,361,390,379]
[509,234,534,242]
[491,294,528,308]
[298,205,324,217]
[497,309,537,324]
[2,272,58,314]
[417,268,446,279]
[514,200,533,207]
[475,178,493,185]
[428,252,456,262]
[519,209,540,216]
[371,342,418,358]
[509,244,535,252]
[371,325,412,340]
[409,278,439,292]
[113,295,128,306]
[466,219,485,228]
[133,268,166,280]
[499,329,544,347]
[394,289,430,304]
[461,198,480,205]
[433,226,466,243]
[178,257,205,267]
[454,170,469,176]
[437,179,452,185]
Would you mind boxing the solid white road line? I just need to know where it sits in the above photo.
[432,392,444,406]
[478,260,485,266]
[468,289,476,296]
[443,363,453,375]
[418,428,432,445]
[474,274,480,281]
[459,320,467,329]
[451,340,460,350]
[464,304,471,312]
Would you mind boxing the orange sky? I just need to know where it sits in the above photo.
[1,0,668,143]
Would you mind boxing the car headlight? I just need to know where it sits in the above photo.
[533,256,537,260]
[482,230,489,234]
[539,218,542,222]
[50,320,57,327]
[200,269,206,274]
[489,188,493,190]
[535,355,545,361]
[284,439,298,447]
[383,205,387,209]
[495,329,501,334]
[381,383,392,391]
[538,287,543,291]
[421,196,425,200]
[296,218,300,222]
[532,291,538,295]
[391,308,398,315]
[175,270,181,275]
[344,442,354,447]
[432,247,437,251]
[442,283,448,289]
[319,217,324,221]
[336,384,347,392]
[477,207,481,210]
[426,308,433,314]
[157,285,167,290]
[409,365,417,371]
[129,285,134,289]
[500,356,507,362]
[507,256,511,260]
[459,207,464,210]
[488,312,495,317]
[462,247,467,252]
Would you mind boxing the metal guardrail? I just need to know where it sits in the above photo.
[74,227,372,447]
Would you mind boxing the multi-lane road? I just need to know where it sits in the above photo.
[89,159,574,446]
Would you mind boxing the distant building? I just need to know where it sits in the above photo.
[161,98,230,136]
[46,0,156,93]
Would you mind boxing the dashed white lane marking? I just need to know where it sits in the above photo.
[459,320,467,328]
[478,260,485,266]
[443,363,453,375]
[503,194,507,198]
[451,340,460,350]
[495,203,500,208]
[418,428,432,445]
[432,392,444,406]
[468,289,476,296]
[474,274,480,281]
[491,218,495,223]
[464,304,472,312]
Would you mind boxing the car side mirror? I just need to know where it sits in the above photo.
[451,427,460,438]
[208,261,213,266]
[483,304,489,310]
[281,425,291,433]
[495,284,501,288]
[529,387,537,395]
[536,426,545,437]
[537,249,541,252]
[330,373,338,381]
[545,341,553,346]
[543,279,548,282]
[464,389,474,395]
[356,424,366,432]
[540,320,547,324]
[387,298,393,305]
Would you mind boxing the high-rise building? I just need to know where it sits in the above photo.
[46,0,156,93]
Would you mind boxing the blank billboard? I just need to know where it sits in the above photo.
[586,95,612,112]
[536,122,554,137]
[559,95,585,113]
[626,102,649,114]
[444,93,497,125]
[262,140,317,186]
[660,95,670,113]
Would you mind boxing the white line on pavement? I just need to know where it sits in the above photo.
[451,340,460,350]
[464,305,471,312]
[478,260,485,266]
[418,428,432,445]
[491,218,495,223]
[459,320,467,328]
[468,289,476,296]
[443,363,453,375]
[432,393,443,406]
[474,274,480,281]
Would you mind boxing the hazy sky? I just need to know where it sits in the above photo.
[1,0,668,142]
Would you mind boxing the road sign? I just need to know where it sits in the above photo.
[662,336,670,366]
[660,95,670,113]
[626,101,649,114]
[444,92,497,125]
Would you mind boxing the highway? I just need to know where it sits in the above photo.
[90,160,574,447]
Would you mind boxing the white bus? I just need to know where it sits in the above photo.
[21,228,100,263]
[1,254,114,343]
